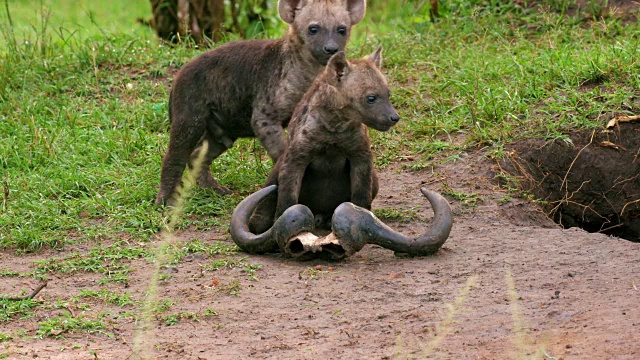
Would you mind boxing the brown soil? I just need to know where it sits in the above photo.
[2,149,639,359]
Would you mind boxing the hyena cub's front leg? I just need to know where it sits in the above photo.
[349,151,375,209]
[275,155,309,217]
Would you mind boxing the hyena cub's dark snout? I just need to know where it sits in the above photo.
[389,109,400,123]
[368,100,400,131]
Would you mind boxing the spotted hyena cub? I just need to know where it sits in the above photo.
[156,0,367,206]
[250,48,399,232]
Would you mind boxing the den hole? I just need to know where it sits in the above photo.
[500,121,640,242]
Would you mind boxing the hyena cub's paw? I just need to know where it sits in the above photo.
[198,170,232,195]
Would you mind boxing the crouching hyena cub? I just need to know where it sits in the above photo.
[250,48,399,232]
[156,0,367,206]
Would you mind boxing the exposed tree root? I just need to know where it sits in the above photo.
[0,281,47,301]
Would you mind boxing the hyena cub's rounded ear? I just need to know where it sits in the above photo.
[346,0,367,25]
[367,46,383,69]
[327,52,350,82]
[278,0,304,24]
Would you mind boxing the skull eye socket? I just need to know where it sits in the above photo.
[308,25,319,35]
[366,95,377,104]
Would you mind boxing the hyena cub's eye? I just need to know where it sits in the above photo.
[308,25,319,35]
[337,26,347,36]
[366,95,377,104]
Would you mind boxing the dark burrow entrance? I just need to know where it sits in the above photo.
[500,120,640,242]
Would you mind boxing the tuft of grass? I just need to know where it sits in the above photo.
[0,298,40,322]
[0,333,12,342]
[133,139,209,358]
[32,242,149,283]
[167,239,239,264]
[77,289,135,307]
[374,207,419,223]
[0,270,19,277]
[441,183,483,208]
[161,311,199,326]
[299,267,329,281]
[36,313,107,338]
[216,279,241,296]
[205,256,263,280]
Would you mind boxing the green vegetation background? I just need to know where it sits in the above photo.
[1,0,639,252]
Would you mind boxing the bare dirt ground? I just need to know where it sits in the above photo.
[2,149,639,359]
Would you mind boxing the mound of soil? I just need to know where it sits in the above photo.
[501,122,640,241]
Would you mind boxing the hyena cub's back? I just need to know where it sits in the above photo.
[156,0,367,206]
[259,48,400,227]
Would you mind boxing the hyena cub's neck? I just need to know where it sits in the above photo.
[303,84,359,134]
[279,35,325,78]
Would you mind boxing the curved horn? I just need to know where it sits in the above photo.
[230,185,315,254]
[332,188,453,256]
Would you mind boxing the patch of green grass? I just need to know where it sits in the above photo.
[374,208,419,223]
[32,241,149,283]
[498,194,513,205]
[205,257,246,272]
[299,267,329,281]
[36,313,107,338]
[159,307,218,326]
[0,270,19,277]
[0,333,12,342]
[161,311,199,326]
[167,239,239,264]
[152,299,174,314]
[1,0,155,54]
[216,279,241,296]
[205,256,262,280]
[203,307,218,317]
[441,183,483,208]
[0,299,40,322]
[77,289,135,307]
[242,263,262,280]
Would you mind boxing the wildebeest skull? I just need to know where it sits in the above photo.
[230,185,454,260]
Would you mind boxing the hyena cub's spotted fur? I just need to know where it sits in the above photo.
[249,48,399,233]
[156,0,367,206]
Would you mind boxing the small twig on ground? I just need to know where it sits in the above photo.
[0,281,47,301]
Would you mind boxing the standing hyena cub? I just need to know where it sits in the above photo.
[249,47,399,233]
[156,0,367,206]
